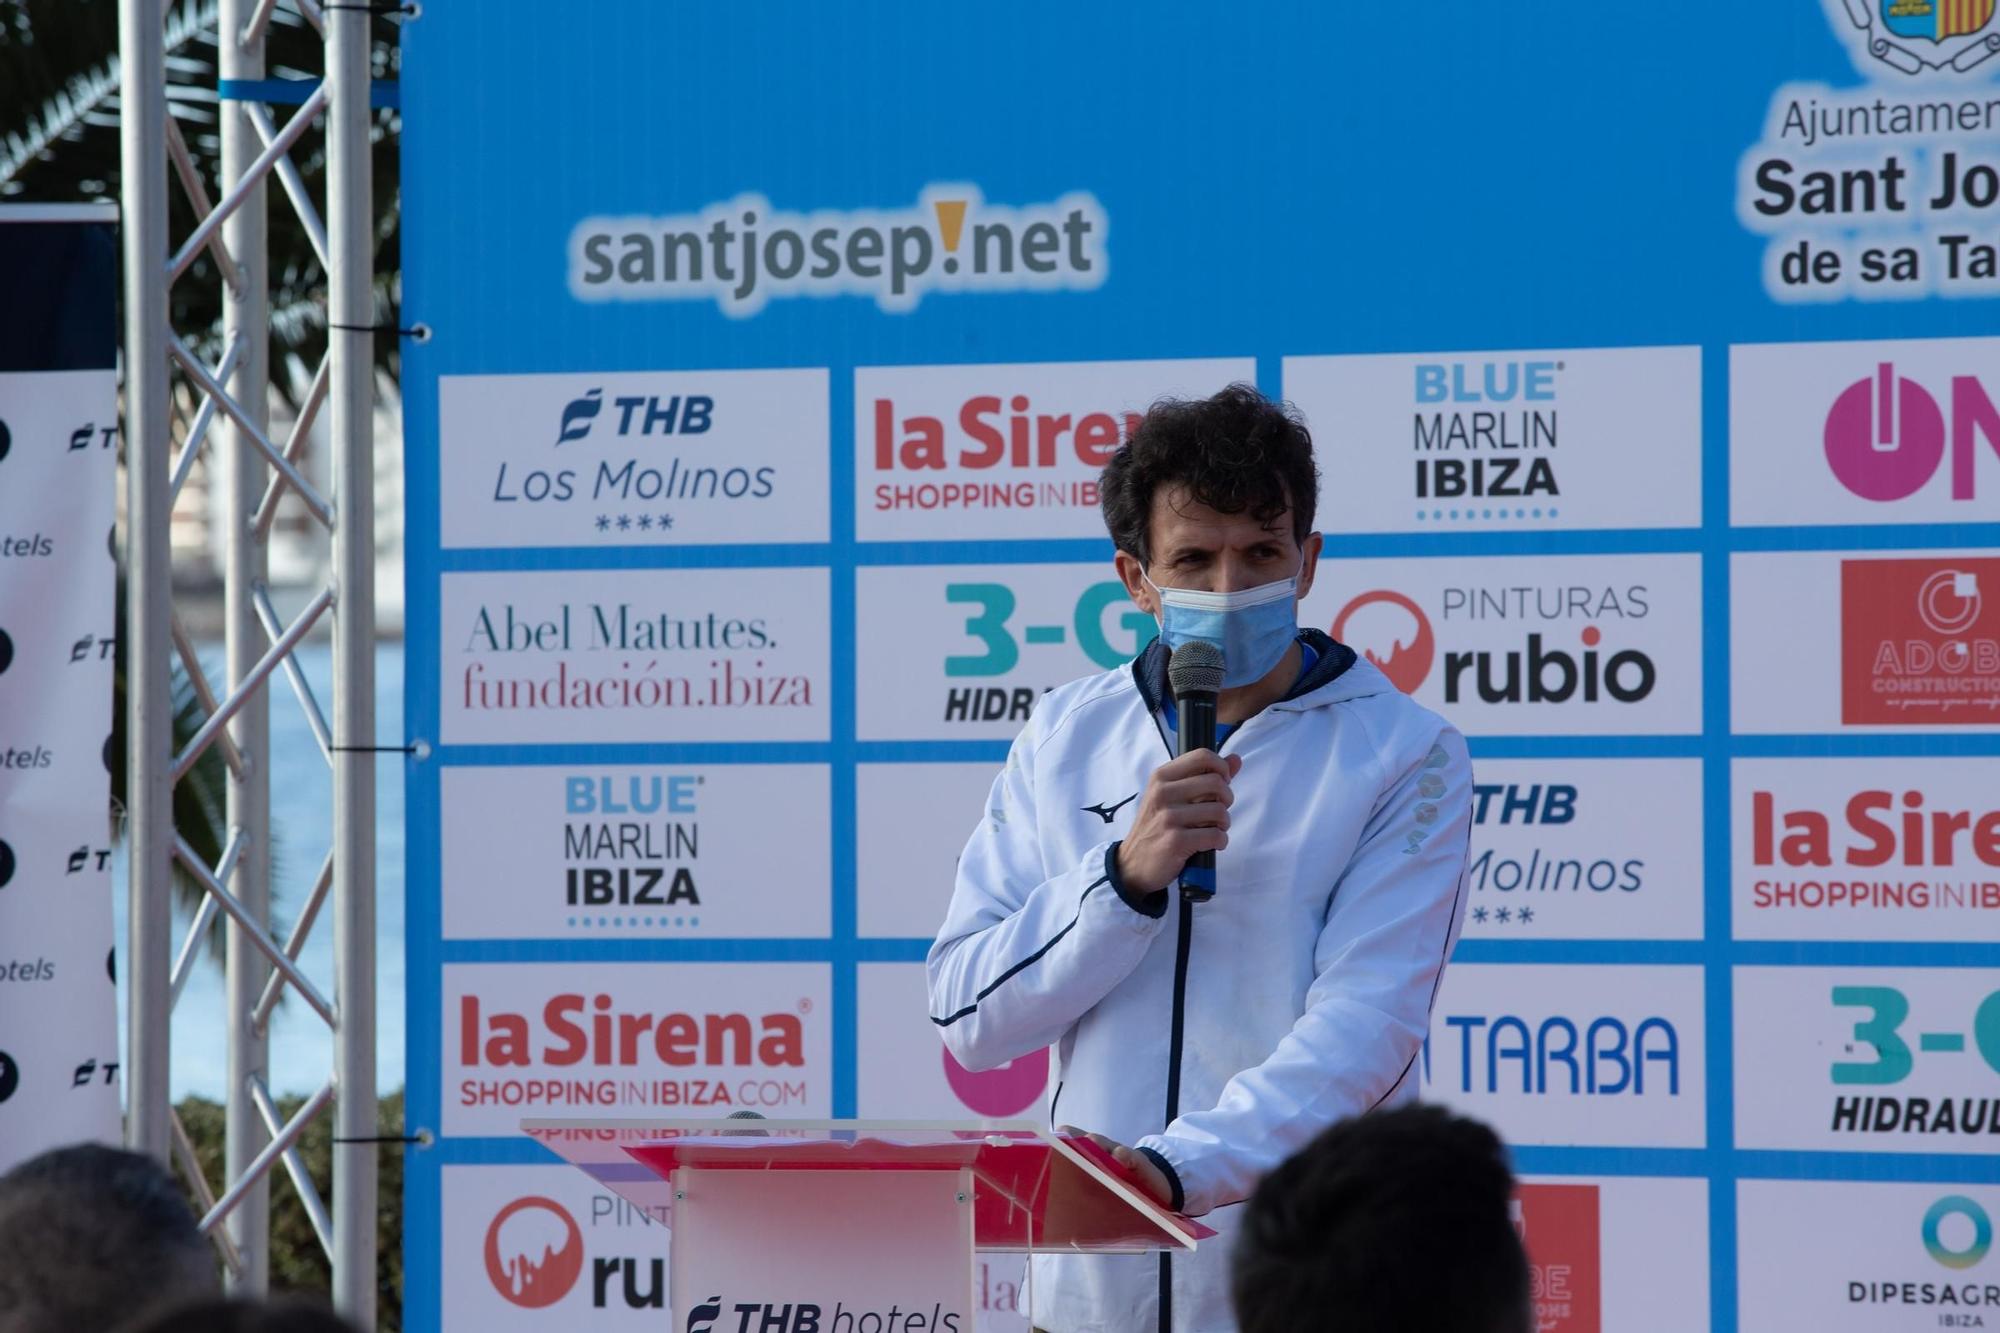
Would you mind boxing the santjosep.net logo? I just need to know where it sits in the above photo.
[570,183,1107,316]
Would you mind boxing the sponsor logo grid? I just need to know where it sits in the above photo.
[401,9,2000,1331]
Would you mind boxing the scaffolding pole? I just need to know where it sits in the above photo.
[120,0,174,1167]
[218,0,274,1294]
[326,2,378,1323]
[119,0,380,1316]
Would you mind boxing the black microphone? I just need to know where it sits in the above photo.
[1168,641,1224,903]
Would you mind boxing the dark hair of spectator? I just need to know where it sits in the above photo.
[0,1143,218,1333]
[1231,1105,1532,1333]
[1098,383,1319,563]
[131,1298,361,1333]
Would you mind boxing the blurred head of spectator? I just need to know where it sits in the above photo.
[0,1143,217,1333]
[1231,1104,1531,1333]
[134,1298,360,1333]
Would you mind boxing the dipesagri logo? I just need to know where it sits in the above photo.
[569,185,1108,316]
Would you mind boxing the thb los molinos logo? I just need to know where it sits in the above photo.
[1841,556,2000,724]
[570,184,1107,316]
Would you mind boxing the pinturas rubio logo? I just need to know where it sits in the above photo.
[571,184,1107,316]
[1331,590,1435,693]
[1332,586,1657,707]
[1841,557,2000,724]
[484,1196,585,1308]
[1825,362,2000,501]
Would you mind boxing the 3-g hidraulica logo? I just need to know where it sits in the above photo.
[1826,983,2000,1137]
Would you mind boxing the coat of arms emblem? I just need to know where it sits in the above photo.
[1832,0,2000,72]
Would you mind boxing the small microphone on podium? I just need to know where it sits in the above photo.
[1168,641,1224,904]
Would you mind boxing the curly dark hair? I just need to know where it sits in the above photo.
[1099,383,1318,562]
[1230,1105,1531,1333]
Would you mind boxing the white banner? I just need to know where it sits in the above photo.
[0,204,123,1168]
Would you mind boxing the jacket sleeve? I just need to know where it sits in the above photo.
[1136,724,1473,1216]
[927,714,1171,1072]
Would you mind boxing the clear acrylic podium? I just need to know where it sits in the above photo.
[523,1119,1210,1330]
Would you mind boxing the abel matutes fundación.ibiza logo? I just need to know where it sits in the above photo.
[1740,1,2000,301]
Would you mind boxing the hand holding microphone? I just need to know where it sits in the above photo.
[1113,642,1239,898]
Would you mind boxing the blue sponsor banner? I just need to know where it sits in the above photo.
[402,4,2000,1329]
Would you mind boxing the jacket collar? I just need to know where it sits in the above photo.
[1130,628,1356,713]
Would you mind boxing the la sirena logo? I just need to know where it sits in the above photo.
[1824,362,2000,502]
[459,994,806,1068]
[485,1196,584,1308]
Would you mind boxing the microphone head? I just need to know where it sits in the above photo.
[1168,640,1225,697]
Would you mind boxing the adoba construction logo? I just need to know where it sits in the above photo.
[485,1196,585,1309]
[1513,1184,1602,1333]
[570,185,1107,315]
[1841,556,2000,724]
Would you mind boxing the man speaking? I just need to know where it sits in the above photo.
[927,385,1474,1333]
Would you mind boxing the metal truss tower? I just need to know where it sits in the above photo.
[119,0,378,1318]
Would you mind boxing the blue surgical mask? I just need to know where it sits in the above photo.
[1144,566,1302,688]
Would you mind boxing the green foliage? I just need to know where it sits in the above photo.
[175,1090,405,1331]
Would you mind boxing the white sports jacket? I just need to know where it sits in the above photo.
[927,631,1473,1333]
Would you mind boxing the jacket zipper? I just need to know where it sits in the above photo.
[1148,711,1245,1333]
